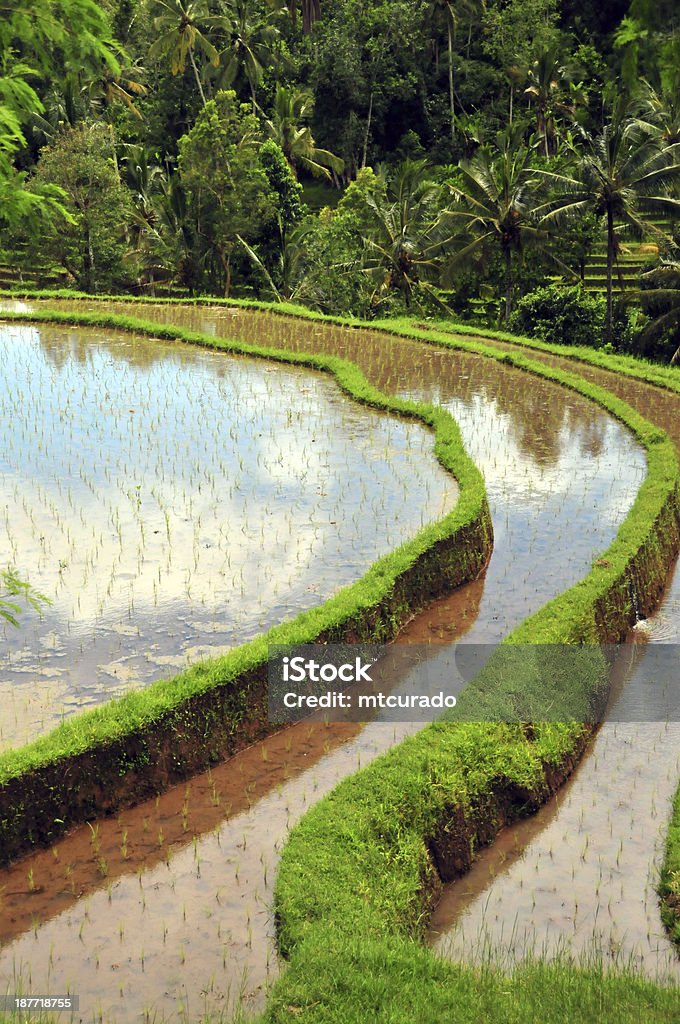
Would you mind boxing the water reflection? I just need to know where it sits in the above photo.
[0,322,456,748]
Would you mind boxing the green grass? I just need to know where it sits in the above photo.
[660,783,680,946]
[262,936,679,1023]
[418,316,680,395]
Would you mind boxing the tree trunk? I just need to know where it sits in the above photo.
[189,48,208,108]
[362,92,373,169]
[504,247,513,323]
[220,249,231,298]
[86,224,96,293]
[448,23,455,142]
[109,123,120,180]
[606,205,614,344]
[539,109,549,158]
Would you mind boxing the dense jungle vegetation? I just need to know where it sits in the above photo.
[1,0,679,359]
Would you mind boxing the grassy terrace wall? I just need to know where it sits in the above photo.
[661,788,680,947]
[0,309,492,864]
[423,318,680,396]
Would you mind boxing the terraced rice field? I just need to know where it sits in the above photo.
[1,299,671,1021]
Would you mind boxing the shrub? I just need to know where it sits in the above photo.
[509,284,606,347]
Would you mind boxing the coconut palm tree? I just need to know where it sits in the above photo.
[239,221,316,302]
[535,113,680,342]
[636,250,680,362]
[264,85,343,180]
[216,0,285,109]
[84,52,147,121]
[638,80,680,148]
[445,128,549,321]
[361,159,455,309]
[148,0,225,107]
[523,46,574,158]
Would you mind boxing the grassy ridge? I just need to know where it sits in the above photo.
[0,308,492,861]
[421,317,680,396]
[263,932,679,1023]
[220,311,680,1017]
[661,785,680,946]
[3,287,680,394]
[410,309,680,952]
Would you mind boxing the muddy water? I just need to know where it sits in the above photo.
[0,320,457,748]
[0,302,649,1021]
[0,599,484,1023]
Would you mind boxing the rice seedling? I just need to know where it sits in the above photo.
[87,822,100,856]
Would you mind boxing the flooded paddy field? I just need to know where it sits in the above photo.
[0,301,653,1022]
[415,329,680,981]
[25,300,648,640]
[0,320,457,748]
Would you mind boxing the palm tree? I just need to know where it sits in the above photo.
[361,159,454,309]
[84,52,148,121]
[445,129,548,321]
[427,0,484,145]
[264,85,343,180]
[535,114,680,341]
[216,0,285,108]
[239,221,315,302]
[638,80,680,148]
[84,56,148,176]
[121,145,168,291]
[148,0,224,107]
[523,46,574,158]
[636,250,680,362]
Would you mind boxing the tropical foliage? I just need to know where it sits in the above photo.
[2,0,680,357]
